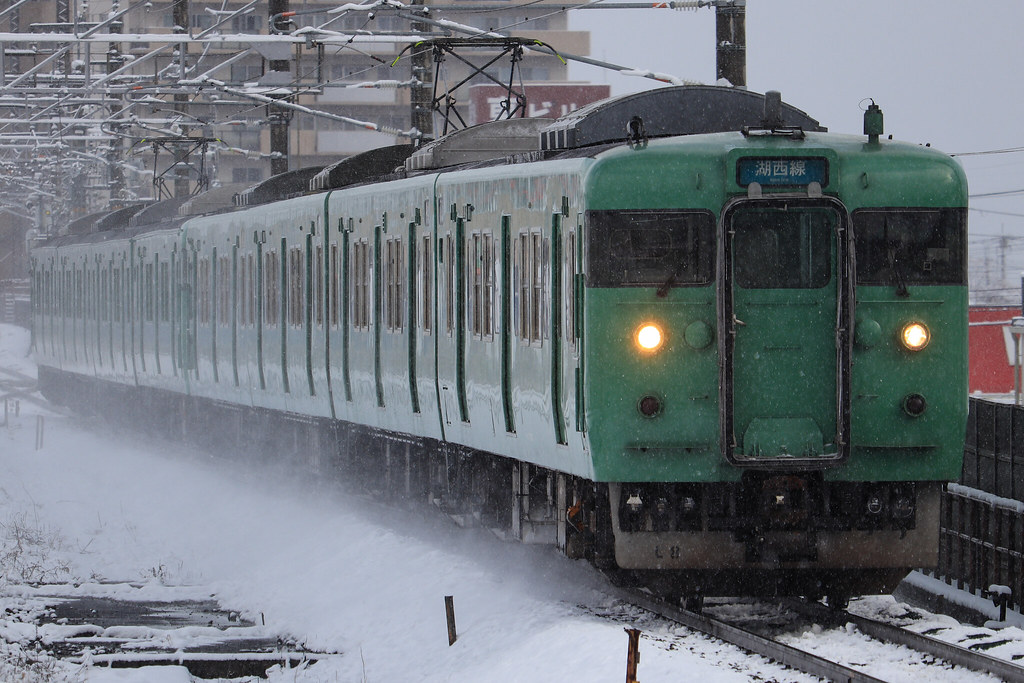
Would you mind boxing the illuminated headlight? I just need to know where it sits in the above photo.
[900,322,930,351]
[635,323,664,352]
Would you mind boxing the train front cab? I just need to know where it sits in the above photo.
[582,137,968,598]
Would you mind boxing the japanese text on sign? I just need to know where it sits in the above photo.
[737,157,828,187]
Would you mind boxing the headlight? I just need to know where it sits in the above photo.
[635,323,664,352]
[900,322,930,351]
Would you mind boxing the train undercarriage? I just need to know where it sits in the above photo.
[39,365,937,607]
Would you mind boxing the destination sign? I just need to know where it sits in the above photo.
[737,157,829,187]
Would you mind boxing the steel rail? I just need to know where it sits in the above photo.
[785,598,1024,683]
[617,588,888,683]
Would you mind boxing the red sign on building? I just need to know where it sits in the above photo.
[467,83,611,127]
[969,306,1021,394]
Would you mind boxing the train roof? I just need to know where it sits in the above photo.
[539,85,825,151]
[40,86,830,244]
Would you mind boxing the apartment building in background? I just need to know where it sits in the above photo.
[3,0,596,203]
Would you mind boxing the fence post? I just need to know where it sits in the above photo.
[445,595,457,646]
[35,415,44,450]
[625,628,641,683]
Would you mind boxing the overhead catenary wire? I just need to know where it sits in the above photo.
[0,0,718,218]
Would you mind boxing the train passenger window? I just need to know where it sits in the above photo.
[113,268,122,323]
[421,235,432,333]
[145,263,155,322]
[352,240,370,330]
[852,208,965,286]
[384,237,404,332]
[264,250,280,326]
[586,210,714,288]
[199,258,211,325]
[74,268,82,318]
[66,270,72,319]
[567,230,576,347]
[532,233,544,342]
[288,247,303,328]
[101,270,109,322]
[514,230,546,344]
[160,262,171,323]
[314,245,324,328]
[237,255,250,327]
[218,256,231,326]
[732,207,835,289]
[329,243,340,328]
[444,234,455,336]
[469,232,494,340]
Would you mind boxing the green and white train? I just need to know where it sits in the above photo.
[30,86,968,603]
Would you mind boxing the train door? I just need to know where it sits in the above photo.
[550,212,567,445]
[500,216,515,433]
[571,213,586,436]
[719,198,851,466]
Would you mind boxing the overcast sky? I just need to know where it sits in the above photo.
[568,1,1024,298]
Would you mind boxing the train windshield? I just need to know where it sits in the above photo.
[586,209,714,288]
[852,208,965,286]
[731,206,837,289]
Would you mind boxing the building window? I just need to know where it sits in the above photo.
[232,167,263,184]
[232,14,262,33]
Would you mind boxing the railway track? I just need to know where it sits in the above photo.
[0,364,43,406]
[0,363,75,416]
[615,587,1024,683]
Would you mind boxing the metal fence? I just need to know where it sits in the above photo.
[937,397,1024,611]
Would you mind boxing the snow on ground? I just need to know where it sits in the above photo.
[0,323,1014,682]
[0,324,814,682]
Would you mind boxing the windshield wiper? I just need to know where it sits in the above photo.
[887,245,909,298]
[656,269,678,298]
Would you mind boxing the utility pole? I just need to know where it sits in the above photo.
[172,0,190,197]
[56,0,70,78]
[715,1,745,87]
[268,0,291,177]
[409,0,433,142]
[107,2,126,208]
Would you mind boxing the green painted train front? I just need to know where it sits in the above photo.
[581,131,967,590]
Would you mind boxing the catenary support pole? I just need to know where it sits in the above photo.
[715,1,745,87]
[268,0,291,177]
[409,0,433,141]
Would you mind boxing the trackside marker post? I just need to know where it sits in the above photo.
[445,595,457,646]
[625,627,641,683]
